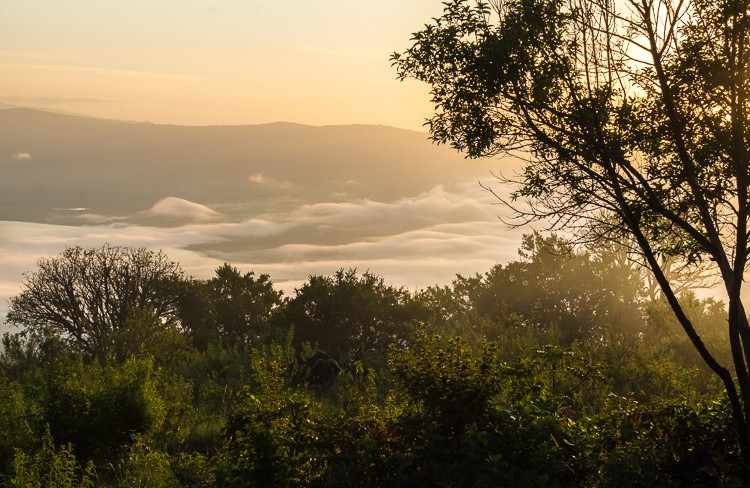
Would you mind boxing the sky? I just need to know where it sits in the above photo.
[1,1,442,129]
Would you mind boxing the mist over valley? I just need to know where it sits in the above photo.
[0,107,524,332]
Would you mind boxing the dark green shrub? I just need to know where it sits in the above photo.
[0,376,33,478]
[42,355,169,461]
[388,330,573,487]
[579,398,746,487]
[11,429,96,488]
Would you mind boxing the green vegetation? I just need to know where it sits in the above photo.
[1,238,746,486]
[393,0,750,461]
[4,0,746,484]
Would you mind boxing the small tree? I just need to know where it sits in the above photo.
[6,244,184,363]
[207,264,282,347]
[393,0,750,458]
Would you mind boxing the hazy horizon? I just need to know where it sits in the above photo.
[0,107,528,334]
[2,1,446,131]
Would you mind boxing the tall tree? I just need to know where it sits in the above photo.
[393,0,750,457]
[6,244,184,363]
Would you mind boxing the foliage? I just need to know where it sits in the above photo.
[41,354,175,462]
[115,306,196,366]
[178,264,283,351]
[6,244,185,364]
[218,342,321,487]
[10,429,96,488]
[0,376,32,476]
[2,243,746,485]
[579,399,745,487]
[389,330,573,487]
[390,330,504,431]
[281,269,425,361]
[419,233,646,344]
[393,0,750,456]
[115,435,179,488]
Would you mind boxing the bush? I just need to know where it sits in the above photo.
[388,330,573,487]
[0,376,32,477]
[11,429,96,488]
[115,435,178,488]
[578,398,746,487]
[42,354,170,461]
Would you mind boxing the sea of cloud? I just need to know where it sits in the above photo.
[0,182,531,334]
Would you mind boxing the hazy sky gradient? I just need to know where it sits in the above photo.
[2,1,442,129]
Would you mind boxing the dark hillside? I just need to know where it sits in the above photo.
[0,108,488,225]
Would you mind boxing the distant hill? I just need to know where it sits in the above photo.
[0,108,489,226]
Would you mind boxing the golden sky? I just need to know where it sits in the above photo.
[1,1,442,129]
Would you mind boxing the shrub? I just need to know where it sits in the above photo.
[11,429,96,488]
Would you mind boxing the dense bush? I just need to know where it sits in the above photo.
[10,429,96,488]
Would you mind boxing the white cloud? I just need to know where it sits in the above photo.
[147,197,220,222]
[282,186,499,235]
[0,184,528,333]
[12,152,32,160]
[248,173,292,188]
[76,213,128,224]
[71,198,222,225]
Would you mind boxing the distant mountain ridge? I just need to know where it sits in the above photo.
[0,108,487,226]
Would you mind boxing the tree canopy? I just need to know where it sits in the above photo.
[177,263,283,350]
[282,269,425,361]
[6,244,184,363]
[393,0,750,457]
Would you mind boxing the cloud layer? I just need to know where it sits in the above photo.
[0,183,526,334]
